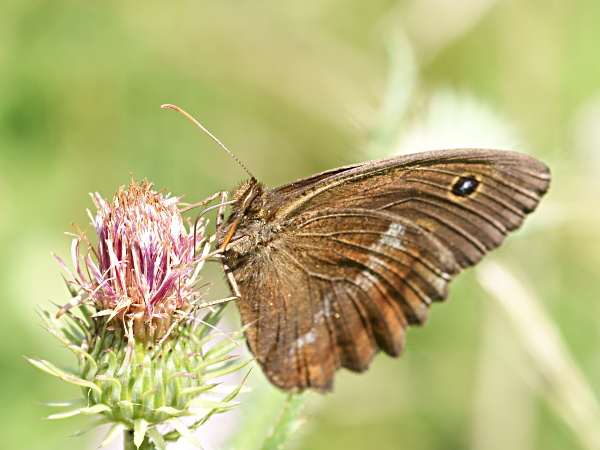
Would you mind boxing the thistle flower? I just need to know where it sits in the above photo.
[29,179,249,449]
[57,179,206,344]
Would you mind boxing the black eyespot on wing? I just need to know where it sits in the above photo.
[451,176,479,197]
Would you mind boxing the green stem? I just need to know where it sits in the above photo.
[262,392,307,450]
[124,429,136,450]
[124,428,156,449]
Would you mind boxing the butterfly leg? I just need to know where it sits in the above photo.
[192,190,230,228]
[212,190,243,300]
[184,189,228,210]
[223,260,242,298]
[189,190,231,261]
[215,190,229,229]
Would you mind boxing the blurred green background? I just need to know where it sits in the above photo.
[3,0,600,449]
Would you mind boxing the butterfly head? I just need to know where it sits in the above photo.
[216,178,276,254]
[231,179,263,212]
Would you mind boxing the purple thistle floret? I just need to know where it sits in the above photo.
[55,179,209,342]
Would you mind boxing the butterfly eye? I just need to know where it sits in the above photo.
[248,195,264,211]
[451,175,479,197]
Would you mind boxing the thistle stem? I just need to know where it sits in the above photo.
[124,429,136,450]
[124,429,155,450]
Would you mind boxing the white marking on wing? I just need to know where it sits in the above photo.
[352,221,450,305]
[370,222,406,253]
[289,328,318,358]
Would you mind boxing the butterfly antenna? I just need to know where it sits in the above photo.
[161,104,255,179]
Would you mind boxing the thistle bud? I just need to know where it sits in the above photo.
[30,180,248,449]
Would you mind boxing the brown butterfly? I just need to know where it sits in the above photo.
[212,148,550,392]
[161,105,550,392]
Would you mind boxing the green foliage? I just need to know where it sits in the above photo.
[29,305,249,447]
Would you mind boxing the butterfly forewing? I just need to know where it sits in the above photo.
[219,149,550,391]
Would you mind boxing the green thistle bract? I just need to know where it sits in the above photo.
[30,180,249,449]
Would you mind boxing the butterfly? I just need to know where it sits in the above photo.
[212,149,550,392]
[160,105,550,392]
